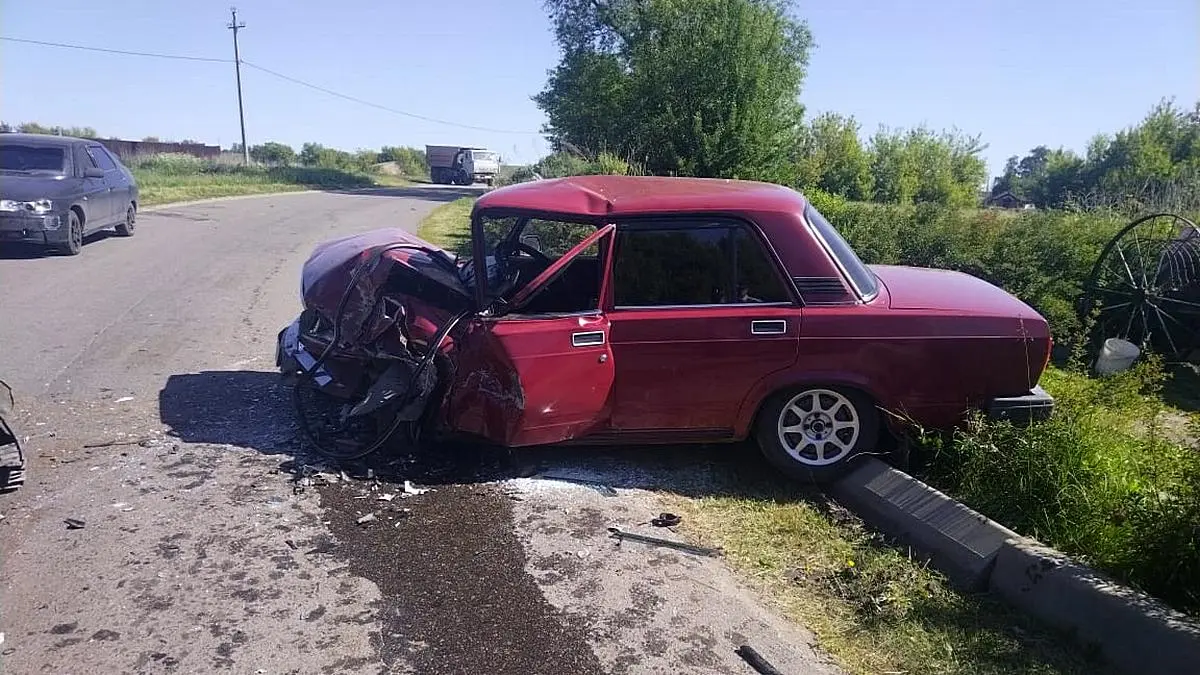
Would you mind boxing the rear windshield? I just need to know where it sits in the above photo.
[0,144,67,174]
[803,202,879,299]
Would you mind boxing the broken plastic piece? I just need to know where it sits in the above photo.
[64,518,86,530]
[735,645,785,675]
[356,513,377,525]
[651,512,682,527]
[401,480,431,496]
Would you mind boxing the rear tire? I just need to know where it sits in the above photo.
[58,211,83,256]
[755,385,878,484]
[115,204,136,237]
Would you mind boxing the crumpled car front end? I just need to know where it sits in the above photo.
[275,227,476,458]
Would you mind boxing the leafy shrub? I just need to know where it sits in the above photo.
[921,361,1200,614]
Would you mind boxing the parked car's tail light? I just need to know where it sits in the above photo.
[0,199,52,214]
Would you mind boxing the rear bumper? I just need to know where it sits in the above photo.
[0,213,64,245]
[984,386,1054,426]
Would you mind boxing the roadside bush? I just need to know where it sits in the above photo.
[921,361,1200,614]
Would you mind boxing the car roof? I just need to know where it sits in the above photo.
[0,133,87,147]
[474,175,810,218]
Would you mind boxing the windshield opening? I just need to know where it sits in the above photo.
[471,150,498,162]
[803,202,879,300]
[467,213,604,315]
[0,144,67,174]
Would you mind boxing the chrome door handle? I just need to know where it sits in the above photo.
[750,320,787,335]
[572,331,605,347]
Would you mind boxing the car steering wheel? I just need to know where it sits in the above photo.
[512,240,551,263]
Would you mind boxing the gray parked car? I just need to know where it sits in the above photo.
[0,133,139,255]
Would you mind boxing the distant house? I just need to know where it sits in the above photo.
[984,191,1033,210]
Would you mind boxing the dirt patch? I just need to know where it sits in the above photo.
[320,482,604,675]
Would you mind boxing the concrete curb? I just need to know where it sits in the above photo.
[990,537,1200,675]
[828,456,1018,591]
[831,456,1200,674]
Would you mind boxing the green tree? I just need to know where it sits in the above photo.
[298,142,325,167]
[16,122,96,138]
[796,112,872,199]
[867,126,986,206]
[536,0,813,182]
[250,141,297,165]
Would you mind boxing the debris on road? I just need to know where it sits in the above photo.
[285,539,298,550]
[356,513,377,526]
[377,493,396,502]
[736,644,786,675]
[83,437,152,449]
[401,480,431,497]
[607,526,722,558]
[64,518,86,530]
[650,512,682,527]
[114,396,134,403]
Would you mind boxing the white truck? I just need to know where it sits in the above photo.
[426,145,501,186]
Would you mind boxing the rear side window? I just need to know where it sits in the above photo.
[803,203,878,299]
[87,146,116,171]
[613,221,791,307]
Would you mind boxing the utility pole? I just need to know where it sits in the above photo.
[228,7,249,164]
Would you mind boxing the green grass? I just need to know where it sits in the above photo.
[667,487,1107,675]
[415,196,474,256]
[919,361,1200,616]
[129,153,402,206]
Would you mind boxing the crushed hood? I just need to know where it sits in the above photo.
[300,228,473,351]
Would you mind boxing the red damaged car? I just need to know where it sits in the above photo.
[276,176,1053,482]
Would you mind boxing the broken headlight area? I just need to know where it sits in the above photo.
[277,228,475,461]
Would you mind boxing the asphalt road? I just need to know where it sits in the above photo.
[0,187,837,675]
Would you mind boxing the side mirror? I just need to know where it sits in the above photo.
[83,167,105,178]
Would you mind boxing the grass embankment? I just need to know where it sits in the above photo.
[417,199,1105,674]
[415,196,474,256]
[129,154,409,206]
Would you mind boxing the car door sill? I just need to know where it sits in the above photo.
[562,427,737,445]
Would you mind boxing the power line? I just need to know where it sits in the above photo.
[1,34,542,136]
[240,61,540,135]
[0,36,231,63]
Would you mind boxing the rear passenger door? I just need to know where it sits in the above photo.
[605,218,802,434]
[76,145,113,228]
[84,145,118,228]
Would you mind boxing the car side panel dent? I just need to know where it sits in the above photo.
[444,321,526,444]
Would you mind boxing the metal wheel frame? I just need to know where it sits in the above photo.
[1080,212,1200,361]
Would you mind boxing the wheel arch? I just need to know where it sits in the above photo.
[737,371,891,440]
[70,204,86,226]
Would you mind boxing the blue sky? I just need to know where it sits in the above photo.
[2,0,1196,178]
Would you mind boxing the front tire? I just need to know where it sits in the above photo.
[116,203,136,237]
[58,211,83,256]
[755,385,878,483]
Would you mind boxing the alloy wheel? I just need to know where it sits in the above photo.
[776,388,860,466]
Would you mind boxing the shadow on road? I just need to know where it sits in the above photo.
[156,369,827,502]
[0,230,121,259]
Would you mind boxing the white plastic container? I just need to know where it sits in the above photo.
[1094,338,1140,375]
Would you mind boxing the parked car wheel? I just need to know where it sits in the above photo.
[59,211,83,256]
[115,203,136,237]
[755,385,878,483]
